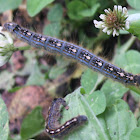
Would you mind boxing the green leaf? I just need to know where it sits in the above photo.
[81,69,106,115]
[119,29,129,35]
[0,97,9,140]
[0,0,22,13]
[130,127,140,140]
[81,69,98,94]
[99,99,136,140]
[52,88,136,140]
[0,71,15,90]
[47,4,63,22]
[127,0,140,10]
[26,62,46,86]
[81,69,104,94]
[128,9,140,15]
[79,3,100,17]
[67,0,88,20]
[27,0,54,17]
[85,90,106,115]
[101,80,128,106]
[127,14,140,39]
[43,22,61,37]
[20,106,45,140]
[8,86,22,93]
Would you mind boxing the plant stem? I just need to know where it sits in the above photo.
[14,46,31,52]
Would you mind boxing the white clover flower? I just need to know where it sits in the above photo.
[93,5,129,37]
[93,20,104,28]
[99,14,106,20]
[0,26,14,67]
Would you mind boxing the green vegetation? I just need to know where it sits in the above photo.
[0,0,140,140]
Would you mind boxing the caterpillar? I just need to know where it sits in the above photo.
[3,22,140,86]
[45,98,87,138]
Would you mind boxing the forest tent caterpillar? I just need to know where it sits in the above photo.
[45,98,87,138]
[3,22,140,86]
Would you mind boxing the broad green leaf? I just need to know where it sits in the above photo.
[0,0,22,13]
[79,4,100,17]
[127,14,140,39]
[130,127,140,140]
[85,90,106,115]
[99,99,136,140]
[127,0,140,10]
[81,69,98,94]
[101,80,128,106]
[47,4,63,22]
[0,71,15,90]
[26,62,46,86]
[43,22,61,37]
[52,88,136,140]
[119,29,129,34]
[0,97,9,140]
[57,88,109,140]
[20,106,45,140]
[27,0,54,17]
[128,9,140,15]
[67,0,88,20]
[81,69,103,94]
